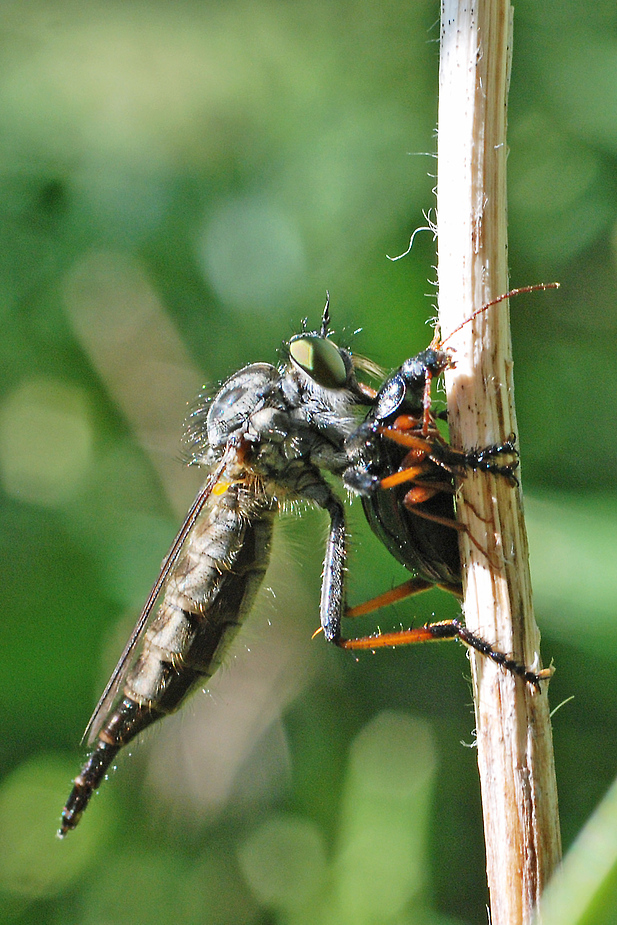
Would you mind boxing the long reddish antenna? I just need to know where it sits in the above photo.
[440,282,559,348]
[421,282,559,436]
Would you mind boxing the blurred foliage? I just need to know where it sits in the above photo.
[1,1,616,923]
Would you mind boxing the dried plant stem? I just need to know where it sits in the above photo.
[436,2,561,923]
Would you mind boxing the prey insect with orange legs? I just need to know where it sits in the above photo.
[341,285,558,683]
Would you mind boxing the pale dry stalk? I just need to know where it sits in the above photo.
[436,2,562,923]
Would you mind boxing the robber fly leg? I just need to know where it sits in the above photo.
[318,495,348,645]
[307,487,438,653]
[300,481,347,647]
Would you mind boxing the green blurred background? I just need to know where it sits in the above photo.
[1,2,617,924]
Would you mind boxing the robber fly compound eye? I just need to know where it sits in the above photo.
[288,334,349,389]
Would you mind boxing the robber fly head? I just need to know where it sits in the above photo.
[285,294,373,406]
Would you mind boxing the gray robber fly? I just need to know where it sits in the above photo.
[59,298,377,837]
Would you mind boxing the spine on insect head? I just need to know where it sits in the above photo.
[59,484,276,837]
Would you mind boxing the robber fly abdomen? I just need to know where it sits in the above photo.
[138,485,275,702]
[115,486,275,710]
[60,481,276,835]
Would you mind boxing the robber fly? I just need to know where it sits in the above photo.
[342,286,557,681]
[59,299,376,837]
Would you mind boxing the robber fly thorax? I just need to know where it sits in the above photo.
[59,299,375,837]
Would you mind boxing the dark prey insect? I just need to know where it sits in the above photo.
[59,299,377,837]
[342,287,557,682]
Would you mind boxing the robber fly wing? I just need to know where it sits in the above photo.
[83,451,233,745]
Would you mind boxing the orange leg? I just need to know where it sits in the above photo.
[378,428,438,454]
[379,465,430,490]
[374,434,512,554]
[346,577,435,618]
[378,426,464,476]
[422,369,434,435]
[404,483,455,503]
[388,413,446,442]
[404,503,466,532]
[375,463,463,531]
[337,619,553,688]
[379,425,519,482]
[377,461,502,557]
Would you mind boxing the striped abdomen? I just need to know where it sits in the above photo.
[59,483,275,836]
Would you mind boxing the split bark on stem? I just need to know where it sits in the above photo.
[436,2,562,923]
